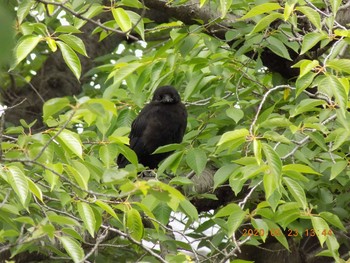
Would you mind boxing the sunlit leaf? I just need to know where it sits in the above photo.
[56,41,81,80]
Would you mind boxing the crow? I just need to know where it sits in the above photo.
[117,86,187,169]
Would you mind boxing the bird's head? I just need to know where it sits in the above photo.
[152,86,181,104]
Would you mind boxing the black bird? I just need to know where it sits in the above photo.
[117,86,187,169]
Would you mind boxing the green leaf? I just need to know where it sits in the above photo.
[117,144,139,167]
[56,41,81,80]
[215,203,242,217]
[265,220,289,250]
[331,128,350,151]
[226,107,244,123]
[77,202,96,238]
[58,34,88,56]
[301,32,327,54]
[262,143,282,177]
[12,35,42,68]
[275,202,300,228]
[153,202,172,225]
[74,4,103,29]
[44,163,62,191]
[7,166,29,206]
[57,129,83,159]
[213,164,237,189]
[310,216,330,246]
[283,177,307,209]
[295,6,321,30]
[282,164,320,175]
[327,59,350,74]
[266,36,292,60]
[180,199,198,221]
[283,2,295,21]
[217,129,249,146]
[329,0,342,13]
[293,59,319,78]
[251,218,269,242]
[249,13,284,35]
[290,99,326,117]
[43,97,70,121]
[330,160,347,180]
[127,208,144,241]
[220,0,233,19]
[319,75,347,116]
[64,164,88,190]
[240,3,282,20]
[153,143,184,154]
[253,139,262,165]
[58,236,84,263]
[55,25,82,34]
[319,212,345,231]
[17,0,34,24]
[295,72,317,97]
[157,151,184,175]
[226,205,247,237]
[46,37,57,52]
[27,178,43,202]
[108,62,144,82]
[95,200,119,220]
[112,8,132,32]
[186,148,207,175]
[127,10,145,40]
[262,144,282,210]
[49,214,80,226]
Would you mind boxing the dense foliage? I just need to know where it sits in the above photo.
[1,0,350,262]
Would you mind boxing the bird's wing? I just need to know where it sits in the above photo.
[129,104,153,141]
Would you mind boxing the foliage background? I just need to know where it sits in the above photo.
[1,0,350,262]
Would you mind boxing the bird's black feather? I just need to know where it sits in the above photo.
[117,86,187,169]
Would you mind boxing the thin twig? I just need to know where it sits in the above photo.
[249,85,295,135]
[33,108,76,161]
[101,225,168,263]
[81,228,110,263]
[238,180,262,209]
[281,113,337,160]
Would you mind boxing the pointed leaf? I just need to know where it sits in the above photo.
[127,208,144,241]
[249,13,284,35]
[327,59,350,74]
[58,236,84,263]
[220,0,233,19]
[95,200,119,220]
[13,35,42,68]
[7,166,29,206]
[262,143,282,177]
[77,202,96,237]
[57,129,83,159]
[58,34,88,56]
[296,6,321,30]
[301,32,327,54]
[186,148,207,175]
[56,41,81,80]
[112,8,132,32]
[43,97,70,121]
[27,178,43,202]
[283,177,307,209]
[217,129,249,146]
[311,216,330,246]
[240,3,282,20]
[282,164,320,175]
